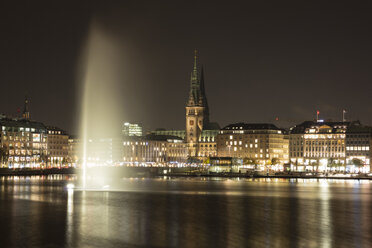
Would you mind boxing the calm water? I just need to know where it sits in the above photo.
[1,176,372,248]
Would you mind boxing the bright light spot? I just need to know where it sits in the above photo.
[66,183,75,190]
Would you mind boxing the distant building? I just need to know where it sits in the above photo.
[152,129,185,139]
[216,123,289,165]
[151,129,218,157]
[123,134,187,163]
[345,122,372,172]
[185,50,219,158]
[122,122,143,136]
[86,138,123,166]
[0,117,48,168]
[289,121,349,172]
[22,96,30,120]
[68,136,80,165]
[46,126,69,167]
[197,129,219,157]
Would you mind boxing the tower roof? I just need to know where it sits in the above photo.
[187,49,209,109]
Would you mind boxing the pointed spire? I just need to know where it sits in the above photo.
[187,49,201,106]
[191,49,198,82]
[200,66,210,124]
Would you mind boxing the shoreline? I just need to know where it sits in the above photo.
[0,168,371,180]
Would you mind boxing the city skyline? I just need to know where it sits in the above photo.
[2,2,372,248]
[1,1,372,134]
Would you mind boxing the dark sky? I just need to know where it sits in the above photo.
[1,1,372,134]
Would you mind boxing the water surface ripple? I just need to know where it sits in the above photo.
[1,176,371,248]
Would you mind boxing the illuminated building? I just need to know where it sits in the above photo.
[216,123,289,165]
[152,129,185,139]
[86,138,123,166]
[0,117,48,168]
[123,134,187,163]
[289,121,349,172]
[122,122,143,136]
[46,126,69,167]
[67,135,80,165]
[197,129,219,157]
[185,50,219,158]
[345,122,372,173]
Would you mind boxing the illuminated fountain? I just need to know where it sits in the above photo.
[78,22,124,189]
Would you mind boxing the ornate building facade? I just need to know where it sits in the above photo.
[289,121,351,172]
[216,123,289,165]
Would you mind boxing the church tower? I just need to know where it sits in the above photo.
[185,50,209,157]
[22,95,30,120]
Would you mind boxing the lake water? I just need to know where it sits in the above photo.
[0,175,372,247]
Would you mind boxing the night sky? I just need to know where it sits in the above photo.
[1,1,372,134]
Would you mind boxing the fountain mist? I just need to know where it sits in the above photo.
[78,23,123,188]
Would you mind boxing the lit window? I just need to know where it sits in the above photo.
[230,135,233,140]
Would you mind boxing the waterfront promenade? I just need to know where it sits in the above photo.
[1,167,371,180]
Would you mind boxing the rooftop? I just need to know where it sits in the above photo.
[222,123,281,131]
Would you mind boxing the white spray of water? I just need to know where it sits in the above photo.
[78,23,123,188]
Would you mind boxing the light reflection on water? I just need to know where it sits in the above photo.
[0,176,372,247]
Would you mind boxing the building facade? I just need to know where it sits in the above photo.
[345,122,372,172]
[216,123,289,165]
[122,122,143,136]
[85,138,123,166]
[123,134,187,163]
[0,118,48,168]
[46,126,69,167]
[197,130,219,157]
[289,121,349,172]
[68,136,80,166]
[152,129,185,139]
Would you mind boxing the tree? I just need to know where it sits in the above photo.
[244,157,257,170]
[0,145,9,167]
[352,158,364,168]
[62,157,67,167]
[39,153,49,167]
[311,161,319,172]
[336,162,344,172]
[271,158,280,165]
[243,157,256,165]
